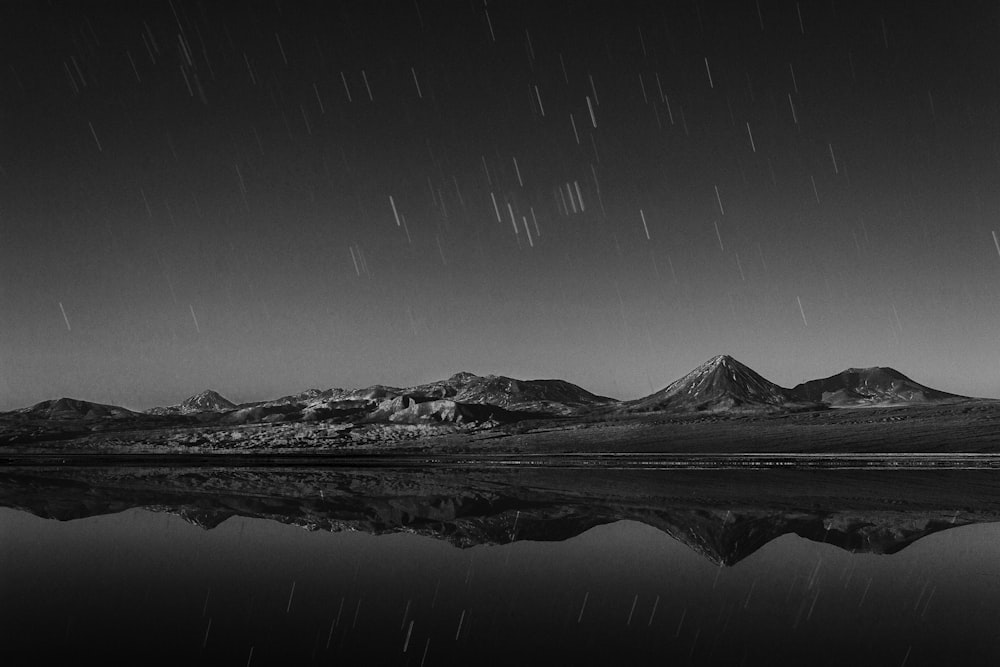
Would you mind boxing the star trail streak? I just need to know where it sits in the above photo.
[2,0,999,409]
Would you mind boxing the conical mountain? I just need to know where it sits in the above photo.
[147,390,237,415]
[789,367,966,406]
[180,390,236,413]
[629,355,800,413]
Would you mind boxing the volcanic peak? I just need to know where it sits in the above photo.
[180,390,237,413]
[628,354,796,412]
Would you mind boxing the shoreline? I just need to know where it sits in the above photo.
[6,451,1000,469]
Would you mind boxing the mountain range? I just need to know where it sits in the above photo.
[1,356,972,435]
[627,355,968,413]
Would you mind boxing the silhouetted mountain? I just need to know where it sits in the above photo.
[789,367,967,406]
[629,355,813,413]
[16,398,138,420]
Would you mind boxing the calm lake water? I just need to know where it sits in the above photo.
[2,466,999,665]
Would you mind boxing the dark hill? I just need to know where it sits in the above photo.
[20,398,138,420]
[789,367,967,406]
[407,372,616,415]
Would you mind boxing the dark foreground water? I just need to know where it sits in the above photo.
[2,466,999,665]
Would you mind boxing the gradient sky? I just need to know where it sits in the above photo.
[3,0,1000,410]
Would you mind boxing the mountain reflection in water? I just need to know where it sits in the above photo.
[2,467,999,665]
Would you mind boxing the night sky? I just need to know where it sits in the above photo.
[4,0,1000,410]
